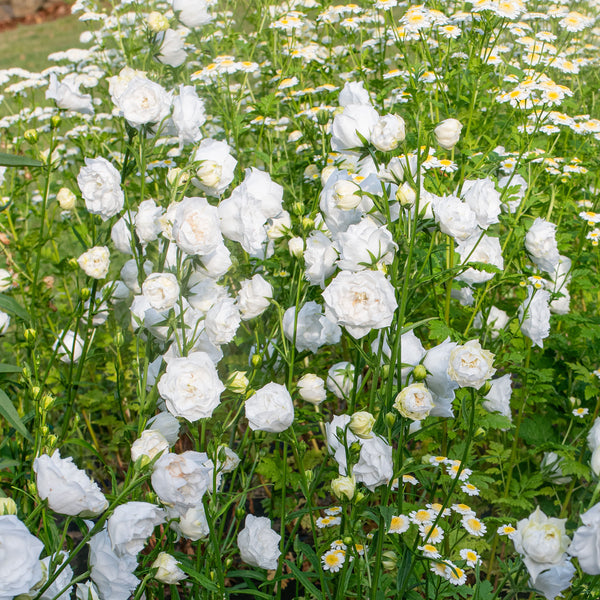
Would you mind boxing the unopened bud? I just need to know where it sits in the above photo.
[251,353,262,367]
[396,182,416,207]
[304,469,314,484]
[413,364,427,381]
[227,371,249,394]
[114,330,124,347]
[333,180,361,210]
[301,216,314,230]
[31,386,41,398]
[382,550,397,570]
[56,188,76,211]
[349,411,375,439]
[385,412,396,428]
[80,287,91,301]
[288,236,304,257]
[24,329,36,343]
[50,115,61,129]
[0,497,17,515]
[24,129,38,144]
[147,11,169,32]
[292,201,305,216]
[42,394,54,410]
[331,475,355,500]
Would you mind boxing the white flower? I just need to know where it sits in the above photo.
[151,451,216,510]
[335,217,397,271]
[434,118,462,150]
[135,199,163,244]
[193,139,237,197]
[282,301,341,353]
[158,352,225,422]
[107,502,165,557]
[172,85,206,145]
[0,515,44,599]
[424,338,458,407]
[147,411,180,446]
[474,305,509,339]
[339,81,371,106]
[304,230,338,287]
[447,340,496,389]
[353,435,393,491]
[333,180,362,210]
[326,414,359,474]
[237,514,281,570]
[297,374,327,405]
[77,157,124,220]
[237,274,273,320]
[173,0,213,27]
[57,188,76,210]
[349,411,375,439]
[331,104,380,151]
[131,429,169,463]
[33,450,108,516]
[39,556,72,600]
[326,361,359,400]
[482,374,513,420]
[172,196,223,256]
[371,114,406,151]
[173,505,210,540]
[525,218,560,274]
[78,246,110,279]
[331,475,356,500]
[111,213,134,255]
[205,297,241,345]
[157,29,187,68]
[0,311,10,335]
[568,503,600,575]
[323,270,397,339]
[245,382,294,433]
[459,178,502,229]
[531,559,576,600]
[394,383,434,420]
[456,234,504,285]
[152,552,187,584]
[142,272,179,311]
[432,195,479,241]
[519,286,551,348]
[54,330,84,364]
[89,529,139,600]
[513,507,571,582]
[76,582,100,600]
[117,77,172,127]
[46,73,93,114]
[107,66,146,107]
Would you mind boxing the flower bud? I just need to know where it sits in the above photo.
[152,552,187,584]
[304,469,314,483]
[434,118,462,150]
[24,129,38,144]
[251,353,262,367]
[114,330,124,347]
[385,412,396,428]
[321,166,336,186]
[68,258,79,270]
[80,287,91,301]
[227,371,249,394]
[412,364,427,381]
[196,160,222,189]
[288,236,304,257]
[292,201,305,216]
[394,383,434,421]
[24,329,36,343]
[42,394,54,410]
[349,411,375,439]
[333,180,361,210]
[31,386,41,398]
[354,491,365,502]
[0,497,17,515]
[167,167,189,187]
[301,216,314,230]
[331,475,356,500]
[56,188,76,211]
[147,11,169,32]
[396,182,416,207]
[382,550,397,570]
[50,115,61,129]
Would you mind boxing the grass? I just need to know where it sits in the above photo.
[0,13,87,72]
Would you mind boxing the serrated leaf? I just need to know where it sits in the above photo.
[0,389,31,441]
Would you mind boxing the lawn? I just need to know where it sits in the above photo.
[0,13,86,72]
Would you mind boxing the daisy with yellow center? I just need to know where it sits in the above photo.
[452,503,474,515]
[430,561,448,577]
[325,506,343,516]
[429,455,448,466]
[462,515,486,537]
[321,549,346,572]
[497,524,517,538]
[316,516,341,528]
[388,515,410,534]
[427,503,450,517]
[418,544,440,559]
[461,483,480,496]
[354,544,365,556]
[419,524,444,544]
[409,509,434,526]
[460,548,481,567]
[572,408,589,417]
[445,562,467,585]
[330,539,346,550]
[403,474,419,485]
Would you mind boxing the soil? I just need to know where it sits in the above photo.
[0,0,71,32]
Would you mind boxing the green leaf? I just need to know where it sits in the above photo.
[283,560,323,600]
[0,152,42,168]
[0,364,22,374]
[0,294,28,321]
[0,389,32,441]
